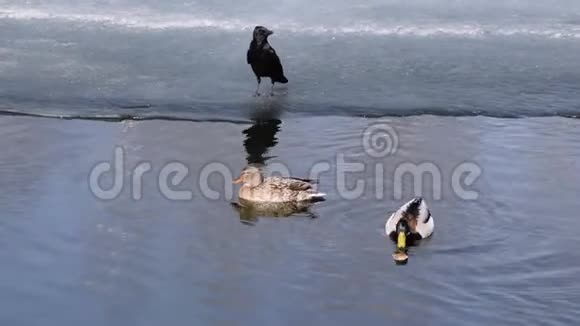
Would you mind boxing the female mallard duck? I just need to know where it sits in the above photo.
[232,166,325,203]
[385,197,434,253]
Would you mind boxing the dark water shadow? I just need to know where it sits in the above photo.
[242,119,282,166]
[240,92,288,166]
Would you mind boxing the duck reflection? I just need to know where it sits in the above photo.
[231,198,318,225]
[242,119,281,166]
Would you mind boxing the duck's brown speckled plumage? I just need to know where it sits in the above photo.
[233,166,325,203]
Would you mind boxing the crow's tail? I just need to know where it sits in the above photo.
[275,75,288,84]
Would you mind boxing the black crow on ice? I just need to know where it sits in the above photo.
[247,26,288,96]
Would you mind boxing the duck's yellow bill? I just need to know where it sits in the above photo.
[397,231,406,250]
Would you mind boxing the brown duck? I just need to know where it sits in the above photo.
[233,166,325,203]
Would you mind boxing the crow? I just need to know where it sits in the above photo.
[247,26,288,96]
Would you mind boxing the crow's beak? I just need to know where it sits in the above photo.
[232,176,243,184]
[267,29,274,36]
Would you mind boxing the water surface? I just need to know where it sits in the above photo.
[1,115,579,325]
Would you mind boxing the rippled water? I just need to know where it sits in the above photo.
[1,115,579,325]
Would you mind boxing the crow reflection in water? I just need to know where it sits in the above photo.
[242,119,281,166]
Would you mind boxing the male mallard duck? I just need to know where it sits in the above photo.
[232,166,325,203]
[385,197,434,253]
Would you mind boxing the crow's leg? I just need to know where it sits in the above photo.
[270,81,275,96]
[254,77,261,96]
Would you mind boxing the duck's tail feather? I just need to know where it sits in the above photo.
[307,192,326,201]
[292,177,318,184]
